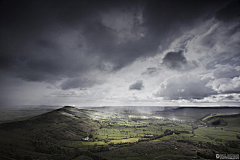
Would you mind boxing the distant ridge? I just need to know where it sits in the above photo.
[177,106,240,109]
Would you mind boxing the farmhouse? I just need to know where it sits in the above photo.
[82,136,89,141]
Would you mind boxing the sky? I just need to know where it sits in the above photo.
[0,0,240,107]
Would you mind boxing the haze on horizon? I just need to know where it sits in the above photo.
[0,0,240,108]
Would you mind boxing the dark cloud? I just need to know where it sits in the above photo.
[162,50,197,71]
[60,78,99,90]
[162,50,187,69]
[0,0,231,88]
[215,0,240,22]
[11,52,95,83]
[129,80,144,90]
[37,40,57,49]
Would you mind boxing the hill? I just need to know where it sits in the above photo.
[0,106,104,160]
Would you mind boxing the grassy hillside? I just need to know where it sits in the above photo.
[0,106,103,160]
[202,113,240,121]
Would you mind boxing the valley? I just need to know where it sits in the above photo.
[0,106,240,160]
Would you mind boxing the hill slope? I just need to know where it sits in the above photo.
[0,106,104,160]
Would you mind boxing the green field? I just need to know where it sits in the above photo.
[108,138,139,144]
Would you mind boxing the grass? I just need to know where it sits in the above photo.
[109,138,139,144]
[82,141,108,145]
[59,140,83,147]
[195,127,238,141]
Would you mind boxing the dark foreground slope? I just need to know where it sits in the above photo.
[0,106,103,160]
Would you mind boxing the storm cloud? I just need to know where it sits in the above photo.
[0,0,228,83]
[0,0,239,106]
[215,0,240,22]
